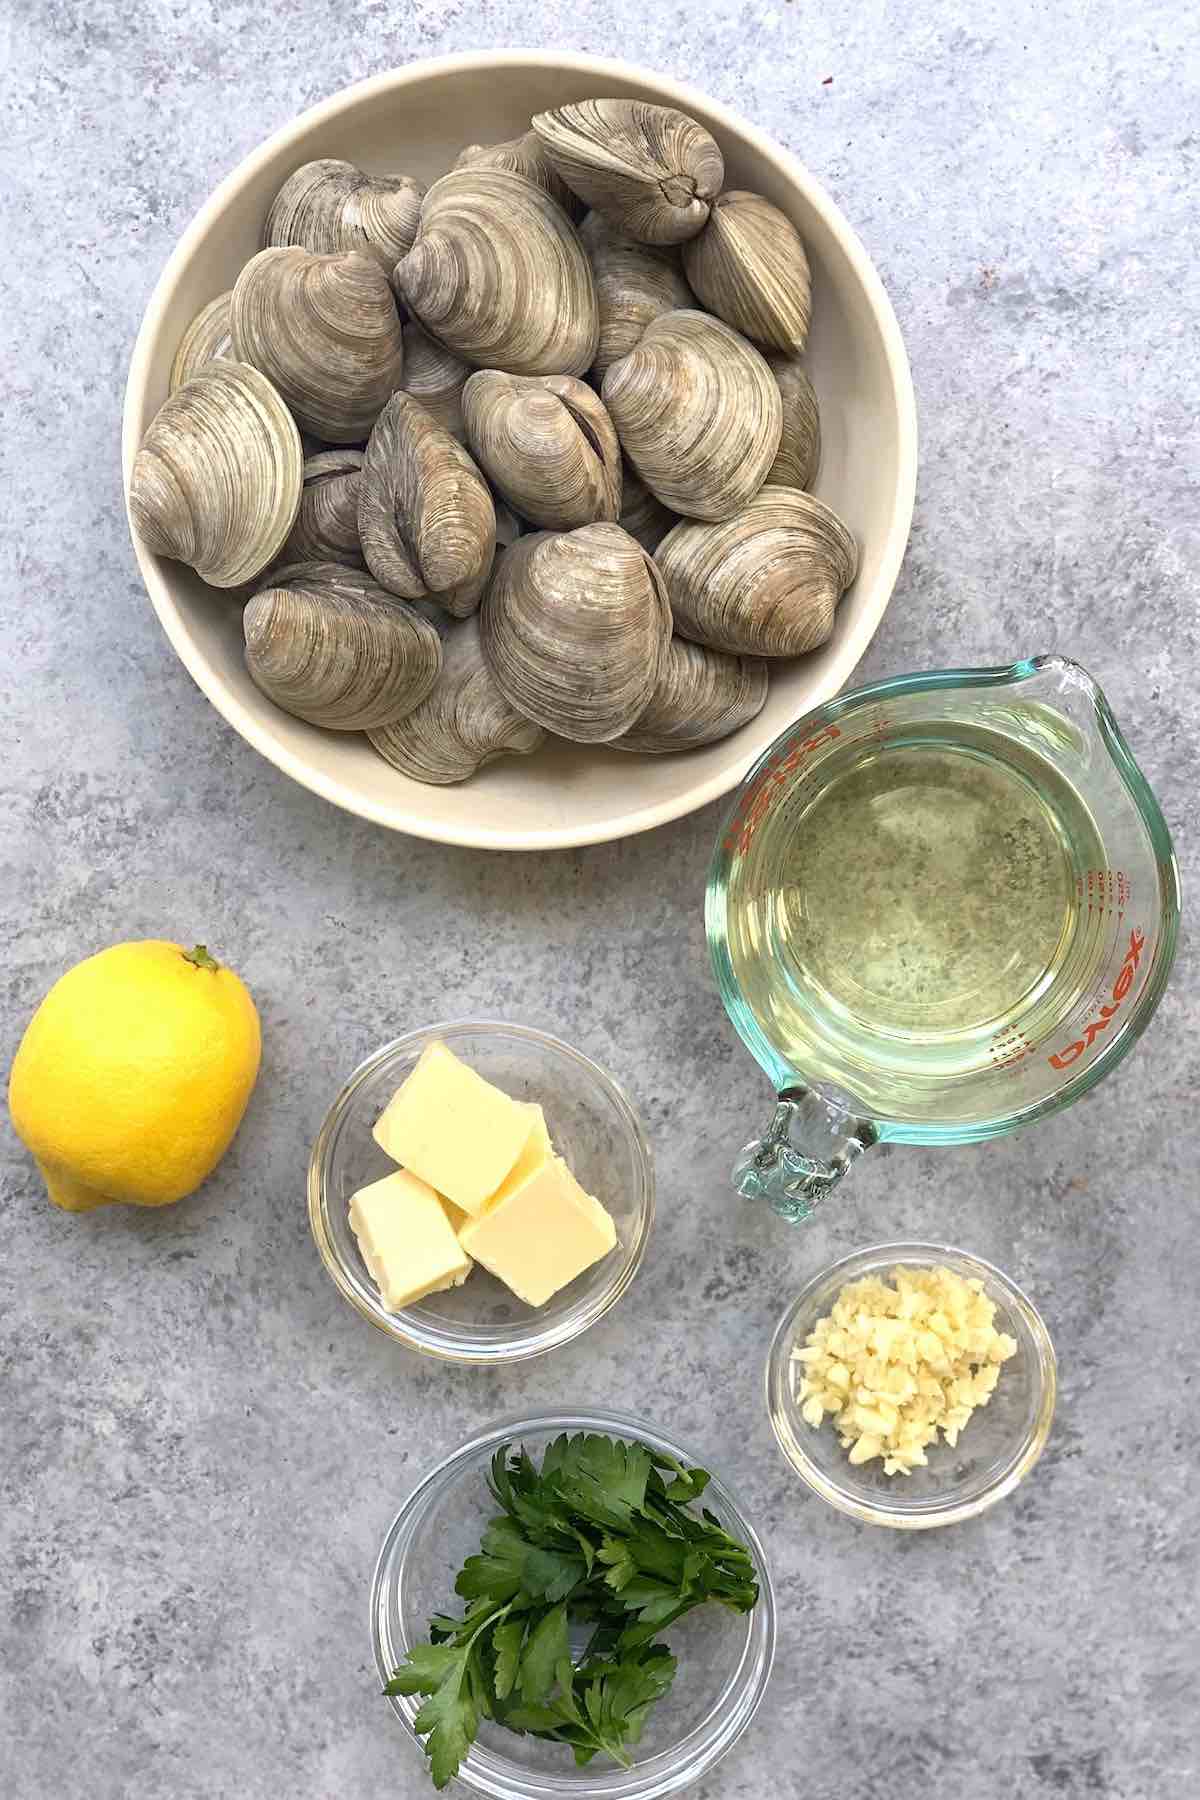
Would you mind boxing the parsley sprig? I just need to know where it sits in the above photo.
[384,1433,759,1788]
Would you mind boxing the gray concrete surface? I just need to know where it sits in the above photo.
[2,4,1197,1797]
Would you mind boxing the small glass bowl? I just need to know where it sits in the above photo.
[370,1408,777,1799]
[765,1242,1056,1528]
[308,1021,654,1363]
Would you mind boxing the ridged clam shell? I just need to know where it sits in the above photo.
[401,322,471,440]
[367,616,545,785]
[767,358,821,490]
[617,462,679,553]
[230,247,404,443]
[682,191,812,355]
[461,371,621,531]
[243,561,441,730]
[276,450,365,570]
[358,393,496,618]
[454,133,584,221]
[613,637,768,754]
[656,486,858,657]
[169,292,233,392]
[481,523,671,742]
[579,210,694,380]
[531,100,724,245]
[129,362,302,589]
[265,159,423,273]
[393,168,598,377]
[602,310,782,522]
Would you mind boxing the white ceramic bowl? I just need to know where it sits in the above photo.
[123,52,917,850]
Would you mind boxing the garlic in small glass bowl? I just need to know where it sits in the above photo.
[765,1242,1056,1528]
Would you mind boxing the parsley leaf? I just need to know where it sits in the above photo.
[491,1618,524,1702]
[519,1602,569,1704]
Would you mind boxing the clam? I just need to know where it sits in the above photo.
[243,561,441,730]
[401,321,471,440]
[265,159,423,273]
[481,524,671,742]
[394,168,598,377]
[229,247,404,443]
[129,362,302,589]
[277,450,365,569]
[602,310,781,521]
[682,191,812,355]
[618,462,679,553]
[656,486,858,657]
[454,132,583,220]
[531,100,724,244]
[767,357,821,490]
[461,371,621,531]
[579,210,694,380]
[358,392,496,617]
[169,291,233,392]
[367,616,545,785]
[613,637,768,754]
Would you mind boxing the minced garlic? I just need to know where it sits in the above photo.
[791,1264,1018,1476]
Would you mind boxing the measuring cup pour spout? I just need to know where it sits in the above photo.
[708,655,1181,1226]
[734,1091,878,1222]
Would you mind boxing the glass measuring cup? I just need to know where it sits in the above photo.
[706,657,1180,1222]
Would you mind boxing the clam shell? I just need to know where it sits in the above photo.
[682,190,812,355]
[243,560,441,730]
[394,168,598,377]
[129,362,302,589]
[358,392,496,618]
[454,133,584,220]
[481,523,671,743]
[367,616,545,785]
[617,462,679,553]
[579,210,694,380]
[602,310,782,522]
[461,371,621,531]
[531,100,724,244]
[401,321,471,440]
[230,247,404,443]
[613,637,768,754]
[656,486,858,657]
[277,450,365,570]
[169,291,233,392]
[265,159,423,273]
[767,358,821,490]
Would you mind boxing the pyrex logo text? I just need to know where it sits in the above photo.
[1048,927,1146,1071]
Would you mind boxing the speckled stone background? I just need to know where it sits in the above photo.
[2,4,1197,1797]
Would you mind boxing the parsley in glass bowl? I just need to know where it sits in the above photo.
[370,1409,777,1797]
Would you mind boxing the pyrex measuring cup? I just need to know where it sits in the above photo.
[706,657,1180,1221]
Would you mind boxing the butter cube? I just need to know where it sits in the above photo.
[349,1169,472,1310]
[458,1152,617,1307]
[372,1042,537,1215]
[440,1106,548,1233]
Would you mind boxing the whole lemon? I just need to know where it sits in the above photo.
[8,940,261,1212]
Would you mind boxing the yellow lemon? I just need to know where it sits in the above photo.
[8,940,261,1212]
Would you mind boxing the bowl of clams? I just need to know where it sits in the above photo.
[123,52,917,850]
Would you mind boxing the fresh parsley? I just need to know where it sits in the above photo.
[383,1433,759,1789]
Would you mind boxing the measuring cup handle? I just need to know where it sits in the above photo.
[733,1092,877,1223]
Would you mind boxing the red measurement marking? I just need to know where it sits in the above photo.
[1077,868,1130,917]
[723,725,842,856]
[989,1025,1036,1073]
[1047,926,1146,1071]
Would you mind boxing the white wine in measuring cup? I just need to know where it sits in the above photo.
[707,659,1179,1219]
[728,720,1107,1117]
